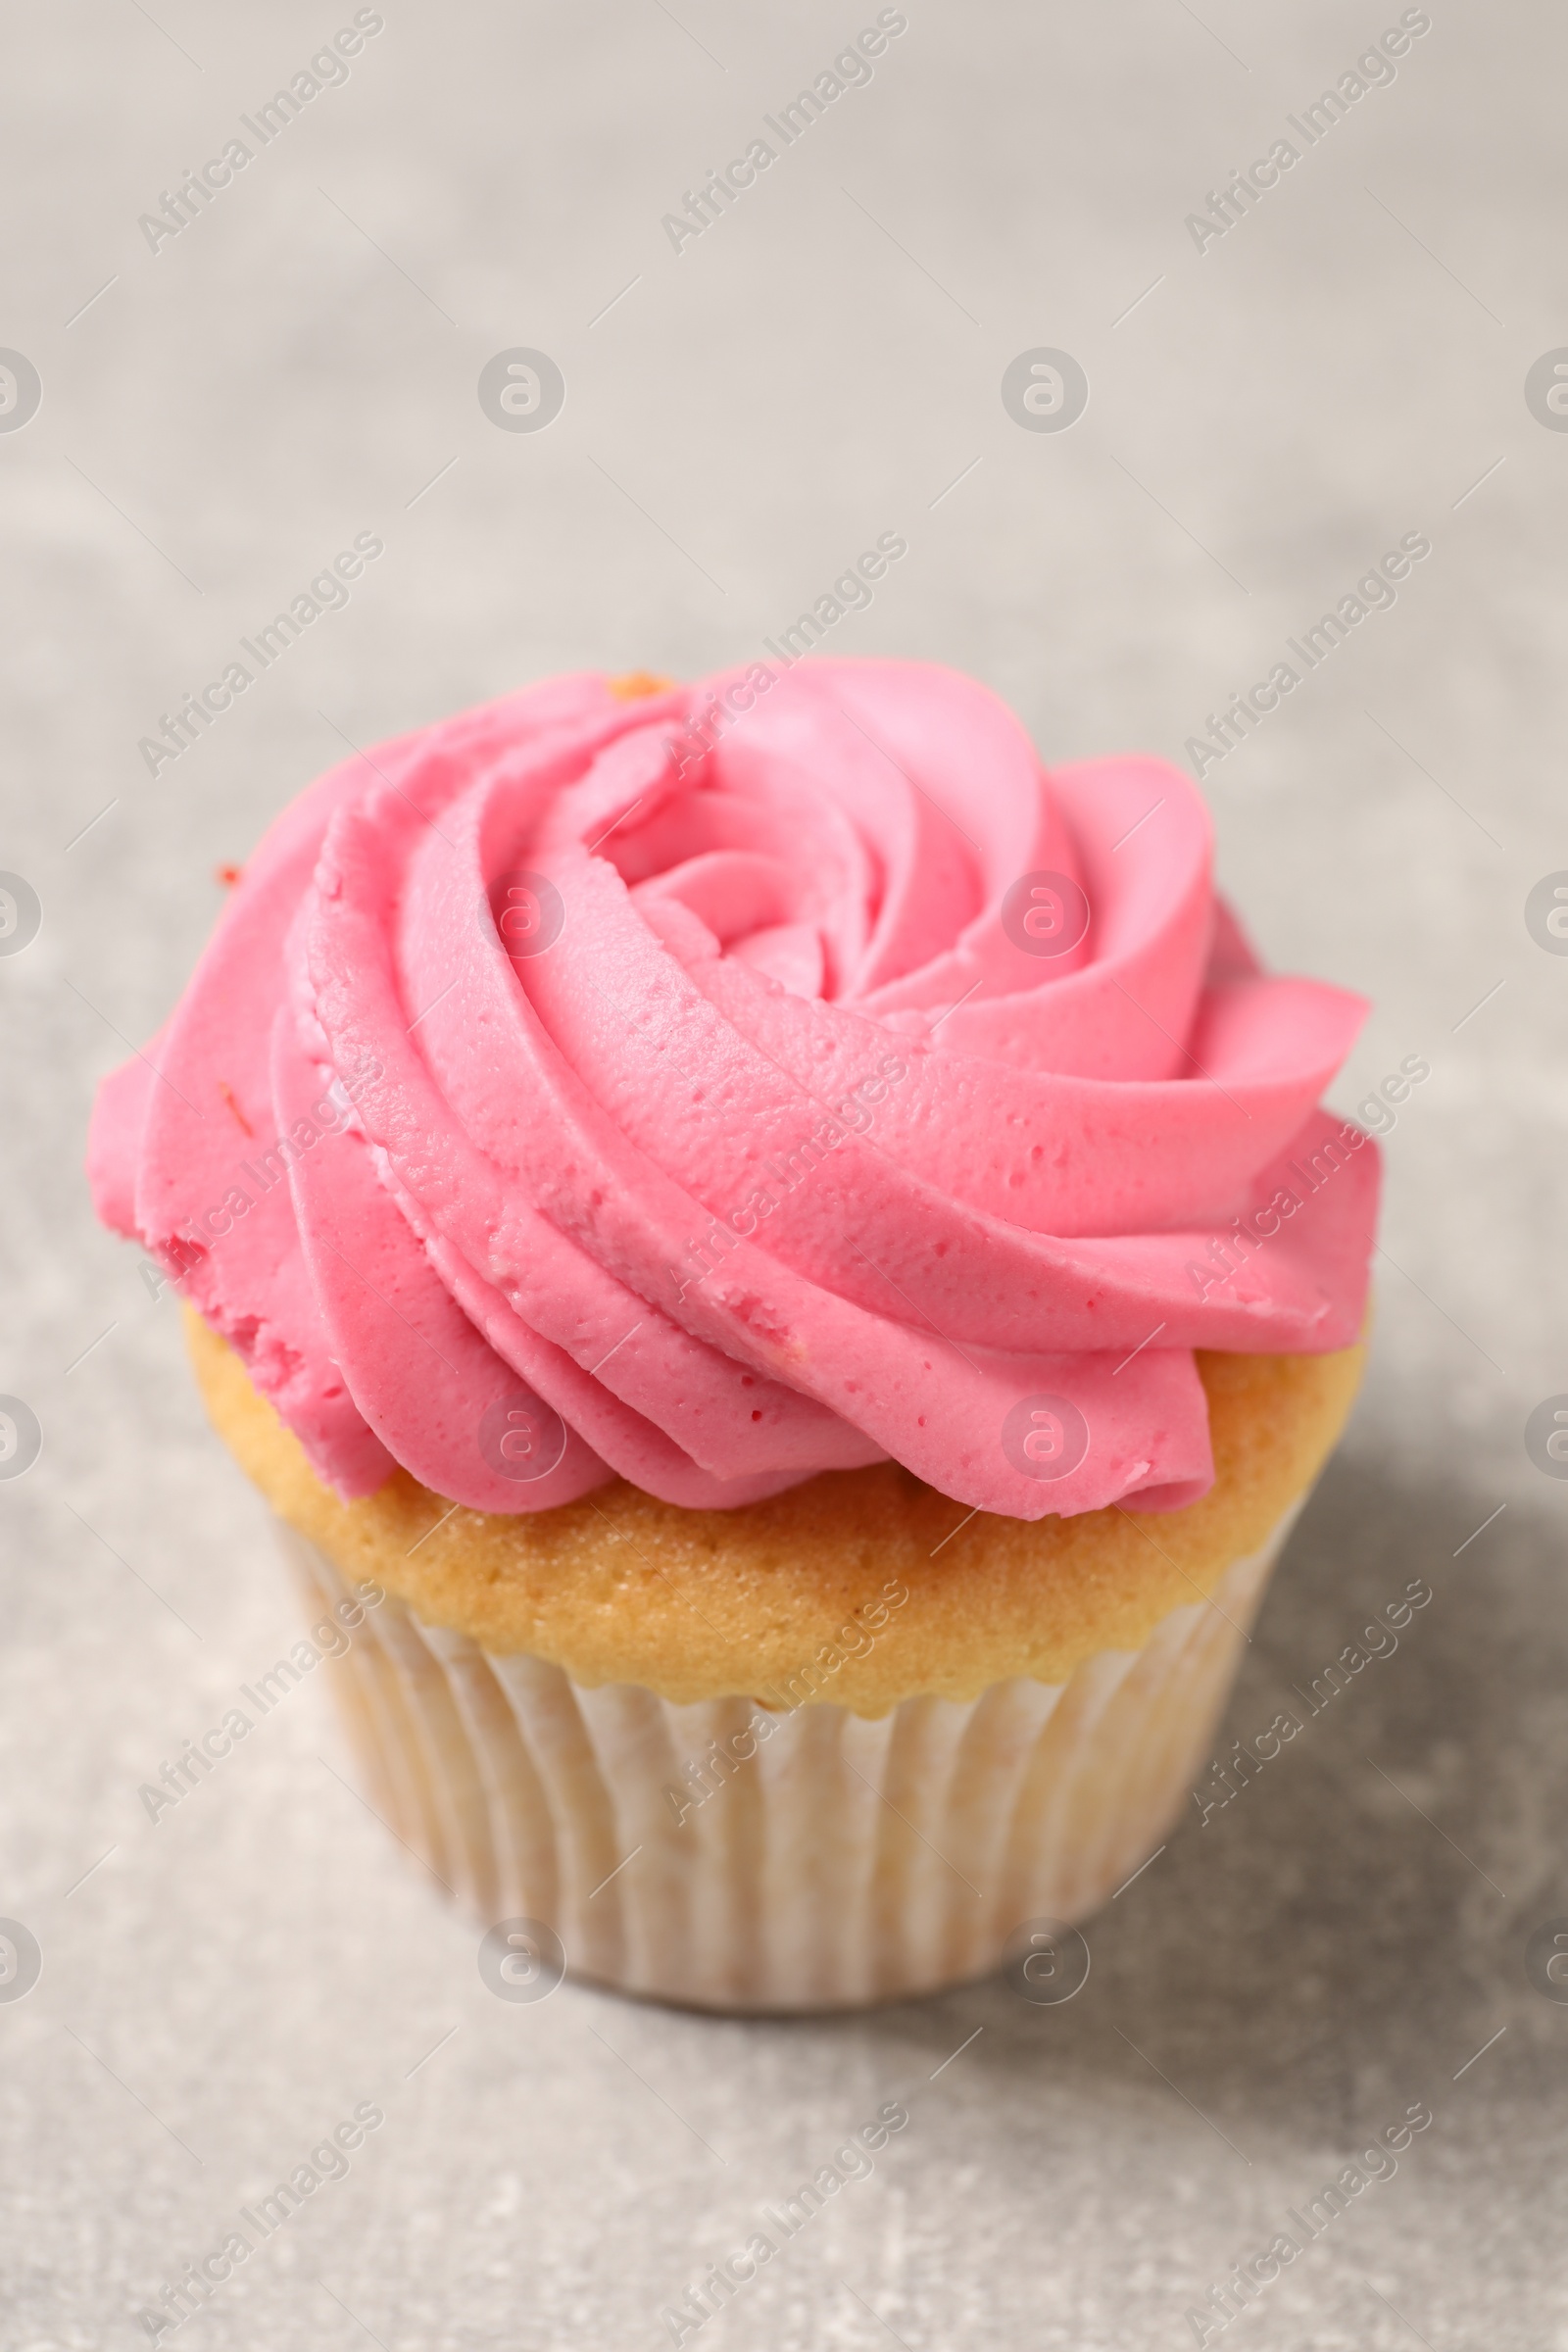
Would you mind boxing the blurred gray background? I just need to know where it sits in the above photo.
[3,0,1566,2344]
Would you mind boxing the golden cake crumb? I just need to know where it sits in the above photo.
[186,1307,1363,1712]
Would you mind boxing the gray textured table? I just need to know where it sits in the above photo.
[2,2,1564,2344]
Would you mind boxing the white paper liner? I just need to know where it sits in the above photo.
[278,1501,1301,2011]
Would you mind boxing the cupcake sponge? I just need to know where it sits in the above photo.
[187,1306,1362,1713]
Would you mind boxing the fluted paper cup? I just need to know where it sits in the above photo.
[276,1498,1302,2012]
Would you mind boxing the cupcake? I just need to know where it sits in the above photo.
[88,661,1376,2011]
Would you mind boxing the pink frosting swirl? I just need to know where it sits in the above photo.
[88,660,1377,1519]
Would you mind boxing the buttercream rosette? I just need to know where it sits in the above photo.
[89,660,1376,1522]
